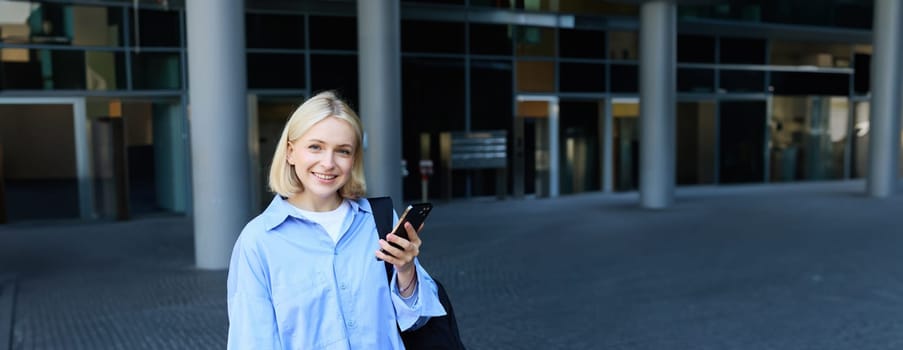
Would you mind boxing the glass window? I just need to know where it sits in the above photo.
[130,9,181,47]
[608,31,638,60]
[559,100,602,194]
[559,62,604,92]
[0,4,124,47]
[471,60,512,131]
[559,29,605,59]
[132,52,181,90]
[471,60,513,198]
[1,49,125,90]
[612,100,639,191]
[678,4,763,22]
[469,23,512,56]
[310,54,358,109]
[853,53,870,94]
[401,57,465,199]
[719,101,766,183]
[610,64,638,93]
[769,72,849,95]
[402,20,464,54]
[515,26,555,57]
[680,1,871,29]
[771,40,851,68]
[677,68,713,93]
[471,0,637,15]
[402,0,465,4]
[247,53,305,89]
[677,35,715,63]
[770,96,848,182]
[515,60,554,92]
[761,1,872,29]
[720,37,766,64]
[719,70,765,93]
[677,101,716,185]
[310,16,356,51]
[246,13,304,49]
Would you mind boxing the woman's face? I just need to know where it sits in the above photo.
[287,117,356,206]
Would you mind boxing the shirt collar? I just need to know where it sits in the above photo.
[261,195,371,232]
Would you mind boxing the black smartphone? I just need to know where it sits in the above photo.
[390,202,433,241]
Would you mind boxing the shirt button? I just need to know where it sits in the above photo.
[347,320,356,328]
[340,283,347,290]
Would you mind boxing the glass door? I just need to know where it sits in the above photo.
[513,95,559,198]
[612,98,639,191]
[559,99,603,194]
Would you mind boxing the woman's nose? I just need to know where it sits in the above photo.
[320,152,336,167]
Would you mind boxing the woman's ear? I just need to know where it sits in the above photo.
[286,142,295,165]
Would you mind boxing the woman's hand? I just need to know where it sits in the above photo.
[375,222,423,297]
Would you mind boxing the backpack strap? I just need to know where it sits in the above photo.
[368,196,395,283]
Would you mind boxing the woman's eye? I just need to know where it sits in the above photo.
[308,144,321,150]
[338,149,352,155]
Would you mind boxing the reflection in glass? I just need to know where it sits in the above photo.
[851,102,869,178]
[132,52,181,90]
[612,100,639,191]
[559,100,602,194]
[609,31,638,60]
[771,40,851,67]
[0,104,80,221]
[516,61,554,92]
[515,26,555,57]
[677,101,716,185]
[0,49,125,90]
[0,3,124,46]
[770,96,847,182]
[401,58,465,199]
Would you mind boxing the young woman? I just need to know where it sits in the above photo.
[227,91,446,349]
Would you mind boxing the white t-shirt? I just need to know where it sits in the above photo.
[296,200,351,244]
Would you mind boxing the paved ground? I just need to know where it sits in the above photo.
[1,180,903,349]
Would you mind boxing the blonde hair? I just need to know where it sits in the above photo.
[269,91,366,199]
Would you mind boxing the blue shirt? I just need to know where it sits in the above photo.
[227,196,447,349]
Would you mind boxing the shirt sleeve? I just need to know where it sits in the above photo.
[390,258,448,331]
[227,232,282,349]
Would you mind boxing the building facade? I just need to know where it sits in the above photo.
[0,0,900,224]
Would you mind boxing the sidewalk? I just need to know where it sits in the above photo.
[2,180,903,349]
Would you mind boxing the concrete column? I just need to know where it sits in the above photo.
[639,0,676,209]
[867,0,902,197]
[358,0,403,204]
[186,0,251,269]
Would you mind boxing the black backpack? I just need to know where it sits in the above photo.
[369,197,467,350]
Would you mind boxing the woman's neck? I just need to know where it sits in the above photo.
[287,193,343,212]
